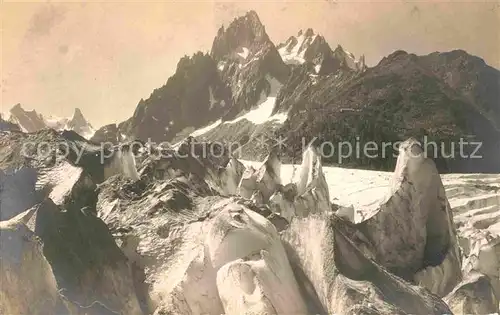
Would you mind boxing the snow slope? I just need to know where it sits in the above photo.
[187,76,287,138]
[278,31,317,65]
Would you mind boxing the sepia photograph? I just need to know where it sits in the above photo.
[1,1,499,314]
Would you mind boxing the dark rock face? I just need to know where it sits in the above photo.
[119,52,232,143]
[211,10,289,121]
[91,123,121,144]
[417,50,500,128]
[0,168,40,221]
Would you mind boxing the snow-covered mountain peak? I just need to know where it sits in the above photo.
[66,108,95,139]
[277,29,320,65]
[277,30,366,73]
[211,10,270,62]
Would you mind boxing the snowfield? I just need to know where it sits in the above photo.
[242,160,500,222]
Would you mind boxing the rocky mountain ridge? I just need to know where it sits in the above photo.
[7,104,95,139]
[107,10,499,173]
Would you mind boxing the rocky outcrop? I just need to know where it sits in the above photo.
[282,213,453,315]
[218,156,246,195]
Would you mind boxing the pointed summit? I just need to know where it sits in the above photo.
[9,104,46,132]
[332,44,366,71]
[210,10,269,62]
[71,108,86,123]
[66,108,95,139]
[277,28,344,74]
[304,28,314,37]
[244,10,261,23]
[209,10,289,121]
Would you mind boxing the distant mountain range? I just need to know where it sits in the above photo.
[5,104,95,139]
[5,10,499,173]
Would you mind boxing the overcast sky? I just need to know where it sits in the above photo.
[1,0,499,128]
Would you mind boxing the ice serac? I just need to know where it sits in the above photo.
[269,145,330,221]
[238,150,281,202]
[277,49,500,173]
[97,173,293,314]
[273,141,453,313]
[0,209,71,315]
[356,138,461,296]
[282,213,452,315]
[0,168,40,221]
[104,143,140,181]
[218,156,246,195]
[444,271,499,314]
